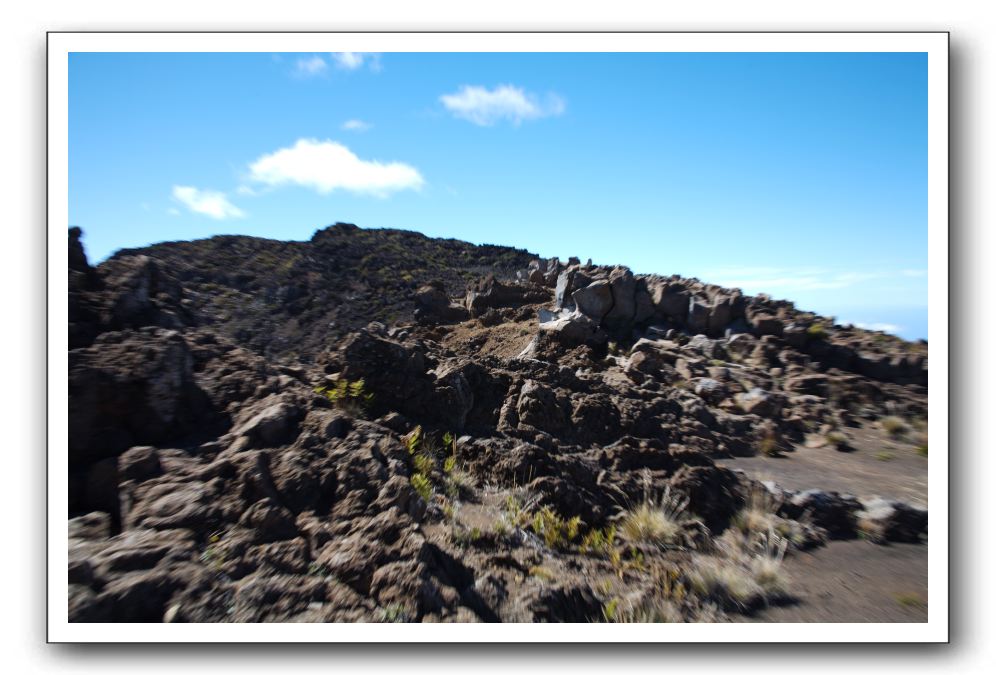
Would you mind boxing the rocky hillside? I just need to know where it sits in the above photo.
[67,224,929,623]
[72,223,536,359]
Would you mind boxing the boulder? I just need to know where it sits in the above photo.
[651,284,690,321]
[735,388,784,417]
[118,446,163,483]
[780,490,861,539]
[857,498,928,543]
[571,280,613,322]
[234,401,302,448]
[604,267,637,330]
[69,328,215,465]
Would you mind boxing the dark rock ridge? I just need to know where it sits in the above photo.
[67,225,928,623]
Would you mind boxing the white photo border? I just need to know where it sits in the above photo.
[47,31,949,643]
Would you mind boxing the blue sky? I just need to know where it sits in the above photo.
[69,51,928,339]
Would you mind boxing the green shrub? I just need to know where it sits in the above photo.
[581,525,618,557]
[410,473,432,502]
[529,507,582,550]
[315,379,374,415]
[806,323,828,340]
[404,425,422,455]
[413,453,435,476]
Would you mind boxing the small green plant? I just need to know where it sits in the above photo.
[315,379,374,415]
[581,525,618,556]
[875,451,895,461]
[492,519,509,539]
[602,597,619,622]
[404,425,423,455]
[410,472,432,502]
[916,444,928,457]
[895,593,926,609]
[806,323,828,340]
[379,603,409,622]
[413,453,435,476]
[443,455,457,474]
[529,507,582,550]
[881,416,908,437]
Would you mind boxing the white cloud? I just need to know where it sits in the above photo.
[171,186,245,220]
[246,138,424,197]
[850,321,902,334]
[341,119,372,132]
[330,52,381,71]
[440,84,566,126]
[295,55,328,77]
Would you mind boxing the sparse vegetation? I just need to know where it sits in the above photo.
[528,565,557,582]
[916,444,928,457]
[618,490,691,548]
[733,484,782,536]
[379,603,410,623]
[410,472,432,502]
[687,530,789,612]
[806,323,828,340]
[875,451,895,461]
[880,416,908,437]
[895,592,926,609]
[529,507,582,550]
[758,434,780,457]
[315,379,374,416]
[581,525,618,556]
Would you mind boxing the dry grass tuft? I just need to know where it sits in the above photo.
[618,485,692,548]
[880,416,909,437]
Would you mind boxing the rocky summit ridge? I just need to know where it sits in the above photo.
[67,223,928,623]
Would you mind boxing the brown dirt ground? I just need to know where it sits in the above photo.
[742,540,928,623]
[718,422,928,505]
[720,420,929,622]
[439,316,538,360]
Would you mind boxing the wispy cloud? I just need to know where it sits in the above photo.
[341,119,372,132]
[246,138,424,197]
[294,55,328,77]
[703,266,888,292]
[849,321,902,334]
[171,186,245,220]
[330,52,381,72]
[440,84,566,126]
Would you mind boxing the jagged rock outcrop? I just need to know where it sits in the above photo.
[66,226,929,624]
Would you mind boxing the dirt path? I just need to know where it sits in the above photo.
[717,423,928,505]
[743,539,928,623]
